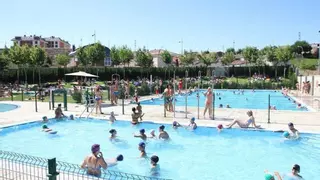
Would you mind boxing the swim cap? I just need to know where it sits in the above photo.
[140,129,145,134]
[264,173,275,180]
[139,142,145,147]
[159,125,165,130]
[117,154,124,161]
[151,155,159,164]
[42,116,47,120]
[172,121,177,126]
[283,131,290,138]
[191,117,195,121]
[109,129,116,134]
[217,124,223,129]
[91,144,100,153]
[288,122,294,127]
[42,125,48,129]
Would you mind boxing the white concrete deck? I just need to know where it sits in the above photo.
[1,100,320,133]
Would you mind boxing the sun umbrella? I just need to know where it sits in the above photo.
[65,71,98,78]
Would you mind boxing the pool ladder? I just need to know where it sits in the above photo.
[79,99,97,118]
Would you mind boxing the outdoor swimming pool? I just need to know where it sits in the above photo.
[0,103,19,112]
[1,118,319,179]
[140,89,308,111]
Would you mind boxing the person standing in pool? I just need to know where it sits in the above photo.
[288,123,299,139]
[283,164,303,179]
[138,142,147,158]
[226,110,261,129]
[150,155,160,176]
[203,87,213,118]
[95,86,104,114]
[131,107,140,125]
[188,117,197,130]
[158,125,170,140]
[134,129,147,140]
[109,129,117,140]
[55,104,65,119]
[81,144,107,177]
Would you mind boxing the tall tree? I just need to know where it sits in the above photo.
[110,46,121,66]
[198,52,217,76]
[160,50,172,65]
[291,40,312,57]
[221,52,235,65]
[242,46,259,76]
[77,46,89,69]
[9,44,31,84]
[261,46,278,77]
[0,48,10,71]
[119,46,134,66]
[179,51,196,66]
[276,46,293,77]
[236,48,243,54]
[56,54,70,67]
[90,42,106,66]
[226,48,235,54]
[135,49,153,68]
[30,46,46,84]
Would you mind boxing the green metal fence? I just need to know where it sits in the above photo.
[0,150,171,180]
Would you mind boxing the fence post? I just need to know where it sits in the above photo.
[47,158,59,180]
[52,91,55,109]
[21,89,24,101]
[164,97,166,117]
[197,92,200,119]
[268,94,270,124]
[63,91,67,111]
[35,91,38,112]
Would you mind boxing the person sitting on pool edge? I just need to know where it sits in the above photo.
[138,142,147,158]
[226,110,261,129]
[158,125,170,140]
[172,121,181,129]
[55,104,66,119]
[131,107,140,125]
[188,117,197,130]
[150,155,160,176]
[134,129,147,141]
[81,144,107,177]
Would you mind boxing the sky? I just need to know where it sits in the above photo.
[0,0,319,53]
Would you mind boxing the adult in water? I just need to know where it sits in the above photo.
[55,104,66,119]
[226,110,261,129]
[203,87,213,118]
[81,144,107,177]
[288,122,299,139]
[188,117,197,130]
[158,125,170,140]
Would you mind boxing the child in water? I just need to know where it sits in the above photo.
[109,129,117,140]
[134,129,147,141]
[150,155,160,176]
[109,111,116,123]
[42,116,48,123]
[138,142,147,158]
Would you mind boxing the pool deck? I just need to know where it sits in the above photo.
[1,99,320,134]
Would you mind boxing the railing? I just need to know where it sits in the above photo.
[0,150,171,180]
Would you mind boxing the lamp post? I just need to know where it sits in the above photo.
[211,69,215,120]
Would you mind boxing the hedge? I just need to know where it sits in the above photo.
[0,65,292,84]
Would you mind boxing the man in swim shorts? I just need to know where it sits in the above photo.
[55,104,65,119]
[158,125,170,140]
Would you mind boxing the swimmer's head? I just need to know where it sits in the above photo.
[292,164,300,174]
[42,116,47,120]
[219,97,221,100]
[219,104,223,108]
[91,144,100,154]
[109,129,117,135]
[190,117,195,122]
[151,155,159,165]
[172,121,178,126]
[138,142,146,150]
[264,173,275,180]
[159,125,165,131]
[288,122,294,130]
[247,110,253,116]
[117,154,124,161]
[42,125,48,129]
[69,114,74,120]
[110,111,114,116]
[283,131,290,138]
[217,124,223,130]
[140,129,145,134]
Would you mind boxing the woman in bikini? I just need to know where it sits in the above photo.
[131,107,140,125]
[226,110,261,129]
[203,87,213,118]
[81,144,107,177]
[95,86,103,114]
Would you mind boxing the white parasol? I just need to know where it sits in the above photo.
[65,71,98,78]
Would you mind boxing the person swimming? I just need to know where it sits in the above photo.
[42,125,52,132]
[134,129,147,141]
[158,125,170,140]
[172,121,181,129]
[138,142,147,158]
[109,129,117,140]
[69,114,74,120]
[217,124,223,132]
[226,110,261,129]
[150,155,160,176]
[188,117,197,130]
[42,116,48,123]
[105,154,124,168]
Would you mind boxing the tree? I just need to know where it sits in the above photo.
[119,46,134,66]
[226,48,235,54]
[261,46,278,77]
[179,51,196,66]
[9,44,31,84]
[242,46,259,76]
[55,54,70,67]
[0,48,10,71]
[236,48,243,54]
[221,52,235,65]
[276,46,293,77]
[291,41,312,57]
[88,42,106,66]
[135,49,153,68]
[198,52,217,66]
[110,46,121,66]
[30,46,46,84]
[160,50,172,65]
[77,46,89,68]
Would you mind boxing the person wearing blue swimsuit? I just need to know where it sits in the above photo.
[226,110,261,129]
[95,86,104,114]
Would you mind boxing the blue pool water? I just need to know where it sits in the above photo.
[1,119,319,179]
[140,90,308,111]
[0,103,19,112]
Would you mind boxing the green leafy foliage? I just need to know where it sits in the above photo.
[135,49,153,68]
[221,52,235,65]
[55,54,70,67]
[110,46,120,66]
[119,46,134,66]
[160,50,172,65]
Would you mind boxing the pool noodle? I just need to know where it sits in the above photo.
[49,131,57,134]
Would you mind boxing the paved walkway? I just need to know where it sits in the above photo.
[1,100,320,133]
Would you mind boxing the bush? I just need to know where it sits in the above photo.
[72,91,82,103]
